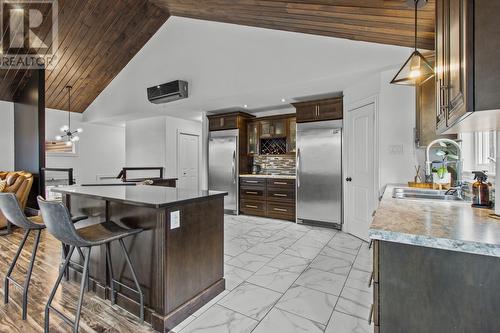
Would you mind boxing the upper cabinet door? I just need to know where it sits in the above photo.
[294,97,343,123]
[295,103,318,123]
[317,99,343,121]
[273,119,286,137]
[435,0,447,131]
[446,0,469,127]
[248,122,258,155]
[288,118,296,153]
[436,0,471,133]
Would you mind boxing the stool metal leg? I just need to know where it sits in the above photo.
[61,243,70,281]
[76,247,90,292]
[118,238,144,323]
[4,229,30,306]
[74,247,91,333]
[105,243,116,305]
[45,245,75,333]
[21,229,41,320]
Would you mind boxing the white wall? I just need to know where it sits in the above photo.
[378,69,417,190]
[0,101,14,171]
[46,108,125,183]
[125,115,205,188]
[344,68,417,193]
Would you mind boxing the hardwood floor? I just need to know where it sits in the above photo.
[0,228,155,333]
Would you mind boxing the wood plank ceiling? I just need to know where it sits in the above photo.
[0,0,435,113]
[164,0,436,50]
[0,0,170,112]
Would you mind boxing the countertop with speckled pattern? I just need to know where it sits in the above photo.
[370,185,500,257]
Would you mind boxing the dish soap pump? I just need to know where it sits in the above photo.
[472,171,491,208]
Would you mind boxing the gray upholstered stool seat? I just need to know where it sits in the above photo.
[75,220,142,246]
[37,196,144,333]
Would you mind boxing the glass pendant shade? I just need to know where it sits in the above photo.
[390,0,434,86]
[390,50,434,85]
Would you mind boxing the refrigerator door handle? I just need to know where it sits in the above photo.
[232,150,236,184]
[296,148,301,188]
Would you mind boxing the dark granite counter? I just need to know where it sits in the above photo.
[52,185,227,209]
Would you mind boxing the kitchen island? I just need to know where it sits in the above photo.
[52,185,227,333]
[369,185,500,333]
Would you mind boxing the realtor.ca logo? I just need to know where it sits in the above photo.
[0,0,58,69]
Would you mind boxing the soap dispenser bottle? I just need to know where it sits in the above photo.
[472,171,491,208]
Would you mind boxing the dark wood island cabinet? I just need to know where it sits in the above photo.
[52,185,227,333]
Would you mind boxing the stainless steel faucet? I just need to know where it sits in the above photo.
[425,138,463,186]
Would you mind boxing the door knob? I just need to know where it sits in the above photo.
[346,177,352,182]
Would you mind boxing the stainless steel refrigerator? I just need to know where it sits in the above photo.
[296,120,343,229]
[209,129,239,214]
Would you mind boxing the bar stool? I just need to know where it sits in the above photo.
[0,193,44,320]
[37,196,144,333]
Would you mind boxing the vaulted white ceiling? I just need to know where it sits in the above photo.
[83,16,412,123]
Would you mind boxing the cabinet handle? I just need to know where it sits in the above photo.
[368,304,374,325]
[369,271,374,287]
[273,208,288,212]
[273,193,287,197]
[273,182,288,185]
[245,180,259,184]
[220,118,224,127]
[246,205,258,209]
[246,191,259,195]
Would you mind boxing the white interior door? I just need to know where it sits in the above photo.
[178,133,199,190]
[345,102,375,241]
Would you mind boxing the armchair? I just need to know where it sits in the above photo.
[0,171,34,230]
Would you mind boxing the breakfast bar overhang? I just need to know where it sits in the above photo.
[52,185,227,333]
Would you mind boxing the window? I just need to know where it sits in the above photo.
[45,140,78,156]
[460,131,496,174]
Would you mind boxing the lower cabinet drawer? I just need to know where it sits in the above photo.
[266,202,295,220]
[267,188,295,203]
[240,199,266,217]
[241,188,266,200]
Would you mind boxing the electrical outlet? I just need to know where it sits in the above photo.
[170,210,180,229]
[389,144,404,155]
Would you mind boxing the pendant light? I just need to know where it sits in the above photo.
[391,0,434,86]
[55,86,82,146]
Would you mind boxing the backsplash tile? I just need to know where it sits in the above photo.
[253,155,296,175]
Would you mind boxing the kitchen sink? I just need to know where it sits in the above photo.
[392,188,467,201]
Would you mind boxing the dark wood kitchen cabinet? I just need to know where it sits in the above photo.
[246,114,296,155]
[239,177,295,221]
[435,0,500,133]
[372,240,500,332]
[293,97,343,123]
[260,119,286,138]
[207,112,254,131]
[415,53,456,147]
[247,122,259,155]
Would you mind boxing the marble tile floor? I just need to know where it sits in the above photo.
[0,214,372,333]
[174,214,374,333]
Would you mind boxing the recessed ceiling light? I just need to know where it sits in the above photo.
[243,104,248,108]
[281,98,286,103]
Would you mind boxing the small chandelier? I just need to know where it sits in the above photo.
[391,0,434,86]
[55,86,82,146]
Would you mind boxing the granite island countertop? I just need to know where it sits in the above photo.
[239,174,296,179]
[370,184,500,257]
[52,185,227,209]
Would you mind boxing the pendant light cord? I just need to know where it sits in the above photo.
[414,0,418,51]
[67,86,71,132]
